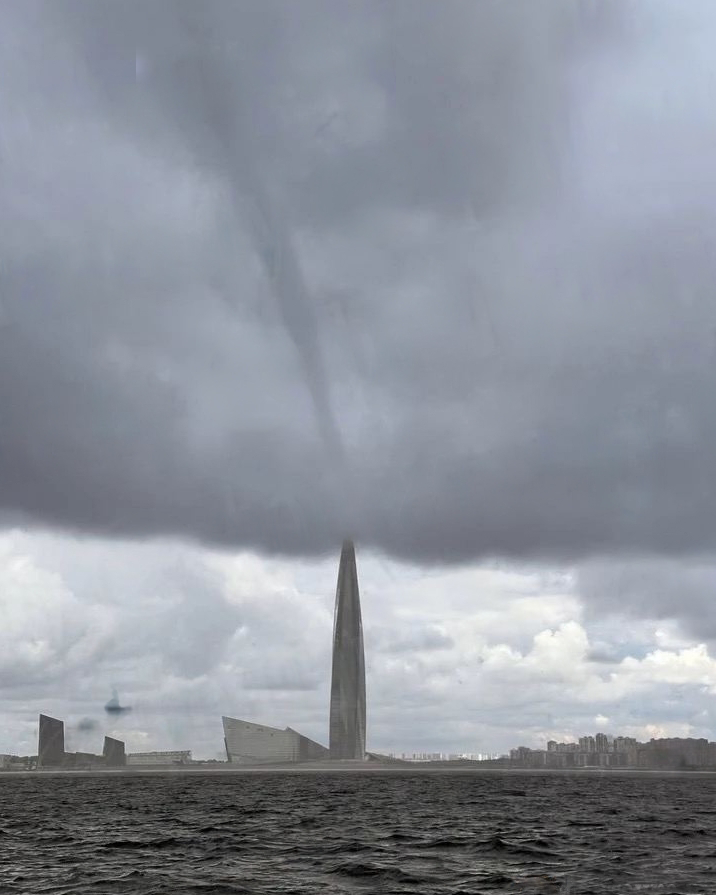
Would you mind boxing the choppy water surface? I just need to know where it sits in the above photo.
[2,770,716,894]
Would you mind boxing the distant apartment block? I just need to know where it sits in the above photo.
[510,732,716,770]
[387,751,500,762]
[638,737,712,769]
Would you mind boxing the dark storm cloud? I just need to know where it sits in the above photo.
[2,1,716,563]
[579,558,716,642]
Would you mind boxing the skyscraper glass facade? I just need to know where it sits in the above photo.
[329,540,366,759]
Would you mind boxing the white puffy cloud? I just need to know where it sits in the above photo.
[0,535,114,686]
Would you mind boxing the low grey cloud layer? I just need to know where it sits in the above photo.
[580,557,716,642]
[2,1,716,565]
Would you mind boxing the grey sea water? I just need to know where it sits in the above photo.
[2,770,715,894]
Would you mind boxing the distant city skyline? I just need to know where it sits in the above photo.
[2,538,716,759]
[507,730,716,770]
[14,546,712,767]
[12,714,716,773]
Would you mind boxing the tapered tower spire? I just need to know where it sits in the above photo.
[329,540,366,759]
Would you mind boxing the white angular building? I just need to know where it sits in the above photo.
[222,717,328,764]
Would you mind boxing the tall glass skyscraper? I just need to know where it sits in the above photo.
[329,540,366,759]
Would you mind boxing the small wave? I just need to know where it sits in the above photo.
[102,837,182,850]
[666,827,710,837]
[38,834,77,844]
[419,836,472,849]
[475,834,558,858]
[182,885,255,894]
[330,861,420,883]
[480,872,516,884]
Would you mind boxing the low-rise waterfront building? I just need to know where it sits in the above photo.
[126,750,192,766]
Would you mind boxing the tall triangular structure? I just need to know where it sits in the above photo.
[38,714,65,767]
[329,540,366,759]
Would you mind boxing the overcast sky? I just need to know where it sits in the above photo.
[3,1,716,758]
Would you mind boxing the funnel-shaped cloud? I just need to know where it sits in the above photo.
[2,2,716,564]
[105,688,131,715]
